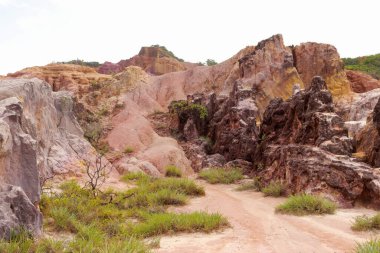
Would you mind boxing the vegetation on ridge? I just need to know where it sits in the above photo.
[343,54,380,79]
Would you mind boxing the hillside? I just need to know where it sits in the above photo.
[343,54,380,79]
[3,34,380,252]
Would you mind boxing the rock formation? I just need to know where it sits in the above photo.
[346,70,380,93]
[293,43,351,97]
[0,78,105,237]
[0,184,42,239]
[7,64,111,92]
[98,46,195,75]
[255,76,380,207]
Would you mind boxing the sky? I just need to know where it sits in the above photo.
[0,0,379,75]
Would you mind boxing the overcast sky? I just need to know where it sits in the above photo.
[1,0,379,75]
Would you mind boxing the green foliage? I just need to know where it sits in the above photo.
[0,175,223,252]
[121,172,150,183]
[171,101,208,120]
[150,44,184,62]
[206,59,218,66]
[343,54,380,79]
[58,59,100,68]
[352,213,380,231]
[0,229,33,253]
[261,181,286,197]
[165,165,182,177]
[355,239,380,253]
[199,168,243,184]
[123,146,134,154]
[275,194,336,215]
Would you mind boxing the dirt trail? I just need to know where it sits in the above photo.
[155,182,378,253]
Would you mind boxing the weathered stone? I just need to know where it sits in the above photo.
[258,144,380,207]
[0,184,42,239]
[259,76,352,156]
[202,154,226,168]
[346,70,380,93]
[293,42,351,97]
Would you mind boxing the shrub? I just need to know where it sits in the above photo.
[165,165,182,177]
[121,172,150,183]
[148,178,205,196]
[352,213,380,231]
[206,59,218,66]
[261,181,286,197]
[123,146,134,154]
[355,239,380,253]
[275,194,336,215]
[199,168,243,184]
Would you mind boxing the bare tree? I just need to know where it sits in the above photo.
[82,153,113,196]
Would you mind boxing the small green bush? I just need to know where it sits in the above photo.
[199,168,243,184]
[352,213,380,231]
[165,165,182,177]
[275,194,336,215]
[355,239,380,253]
[261,181,286,197]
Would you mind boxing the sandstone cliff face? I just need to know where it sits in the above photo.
[7,64,111,92]
[346,70,380,93]
[238,34,303,115]
[293,43,351,97]
[98,46,195,75]
[0,78,96,204]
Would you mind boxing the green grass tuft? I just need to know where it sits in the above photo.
[275,194,336,215]
[236,178,261,191]
[199,168,243,184]
[352,213,380,231]
[261,181,286,197]
[355,239,380,253]
[132,212,228,237]
[165,165,182,178]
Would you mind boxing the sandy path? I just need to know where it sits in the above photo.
[155,182,379,253]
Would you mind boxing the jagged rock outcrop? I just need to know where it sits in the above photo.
[98,46,195,75]
[258,76,352,156]
[366,97,380,167]
[0,184,42,239]
[346,70,380,93]
[238,34,304,115]
[293,43,351,97]
[209,82,259,161]
[255,76,380,207]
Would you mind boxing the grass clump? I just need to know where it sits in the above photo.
[261,181,286,197]
[236,178,261,191]
[0,176,223,252]
[123,146,134,154]
[355,239,380,253]
[132,212,228,237]
[165,165,182,178]
[352,213,380,231]
[275,194,336,215]
[199,168,243,184]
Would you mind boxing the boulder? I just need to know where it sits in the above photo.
[346,70,380,93]
[258,144,380,208]
[0,184,42,239]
